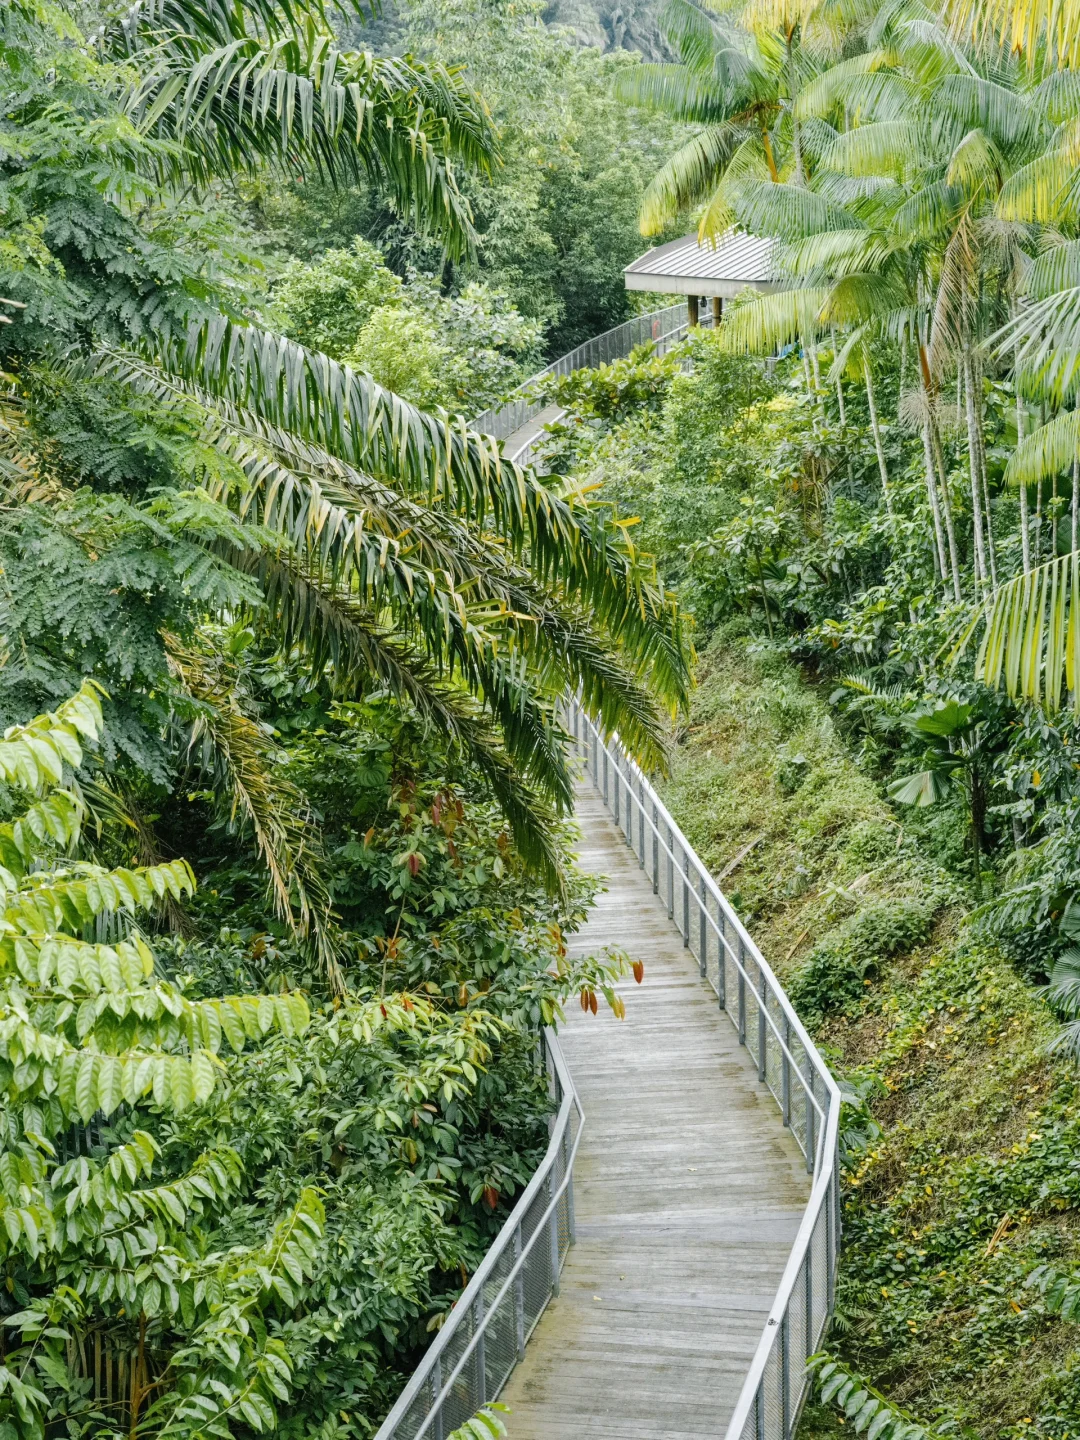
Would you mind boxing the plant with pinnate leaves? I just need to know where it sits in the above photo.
[0,681,327,1436]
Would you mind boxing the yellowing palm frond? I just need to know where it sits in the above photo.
[946,0,1080,68]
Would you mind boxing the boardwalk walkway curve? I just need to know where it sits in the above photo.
[374,705,841,1440]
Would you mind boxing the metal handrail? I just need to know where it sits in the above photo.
[565,698,842,1440]
[470,302,688,443]
[373,1028,583,1440]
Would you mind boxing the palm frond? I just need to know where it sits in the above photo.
[797,58,913,124]
[821,268,911,325]
[1003,407,1080,485]
[960,549,1080,713]
[166,633,345,990]
[997,127,1080,222]
[779,228,894,278]
[734,180,859,240]
[131,39,490,255]
[945,0,1080,69]
[891,180,965,239]
[937,73,1045,150]
[100,345,690,763]
[821,120,926,178]
[615,64,738,122]
[242,554,571,895]
[945,127,1006,196]
[1026,238,1080,298]
[718,286,831,351]
[993,287,1080,398]
[639,123,754,233]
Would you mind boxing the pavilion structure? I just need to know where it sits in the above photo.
[623,229,780,327]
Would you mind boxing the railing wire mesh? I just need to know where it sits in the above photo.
[565,698,842,1440]
[373,1031,582,1440]
[470,302,689,444]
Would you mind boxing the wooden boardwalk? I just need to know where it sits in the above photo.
[499,781,809,1439]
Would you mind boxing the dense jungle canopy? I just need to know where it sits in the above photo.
[13,0,1080,1434]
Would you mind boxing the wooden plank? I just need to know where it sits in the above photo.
[497,782,808,1438]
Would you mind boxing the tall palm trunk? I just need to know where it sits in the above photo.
[918,337,962,598]
[969,355,997,586]
[864,355,893,516]
[921,424,948,581]
[963,353,988,592]
[1015,351,1031,574]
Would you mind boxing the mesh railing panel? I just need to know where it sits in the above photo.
[374,1032,582,1440]
[470,304,689,442]
[566,702,842,1440]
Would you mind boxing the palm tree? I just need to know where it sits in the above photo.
[613,0,816,243]
[698,6,1045,606]
[0,0,694,968]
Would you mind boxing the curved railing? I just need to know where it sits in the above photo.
[373,1029,582,1440]
[471,302,689,443]
[565,698,842,1440]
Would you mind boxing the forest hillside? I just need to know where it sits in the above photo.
[6,0,1080,1436]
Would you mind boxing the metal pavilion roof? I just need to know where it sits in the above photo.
[624,230,781,299]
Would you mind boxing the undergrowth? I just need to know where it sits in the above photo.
[661,627,1080,1440]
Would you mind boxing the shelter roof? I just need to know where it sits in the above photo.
[624,231,780,299]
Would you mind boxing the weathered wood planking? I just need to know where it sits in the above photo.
[498,781,809,1439]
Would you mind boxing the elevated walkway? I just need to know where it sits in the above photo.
[499,782,808,1438]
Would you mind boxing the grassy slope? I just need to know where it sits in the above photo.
[660,628,1080,1440]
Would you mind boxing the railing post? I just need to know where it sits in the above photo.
[547,1172,560,1296]
[782,1015,791,1127]
[806,1214,815,1353]
[432,1355,444,1440]
[682,848,690,946]
[475,1288,487,1406]
[698,875,707,977]
[513,1225,526,1360]
[737,935,746,1043]
[667,823,674,919]
[560,1117,577,1247]
[805,1064,816,1174]
[758,966,768,1083]
[835,1157,840,1307]
[781,1308,792,1440]
[612,742,620,826]
[591,729,598,786]
[755,1381,765,1440]
[651,801,659,894]
[602,744,608,804]
[717,900,727,1009]
[638,776,645,867]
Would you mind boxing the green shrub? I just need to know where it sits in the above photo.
[790,898,938,1024]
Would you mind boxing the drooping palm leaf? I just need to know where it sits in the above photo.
[957,549,1080,712]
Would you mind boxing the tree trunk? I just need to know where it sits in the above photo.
[864,356,893,516]
[832,330,847,425]
[921,423,948,582]
[963,354,988,592]
[971,355,998,586]
[1016,356,1031,574]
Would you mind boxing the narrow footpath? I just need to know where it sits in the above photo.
[499,781,809,1439]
